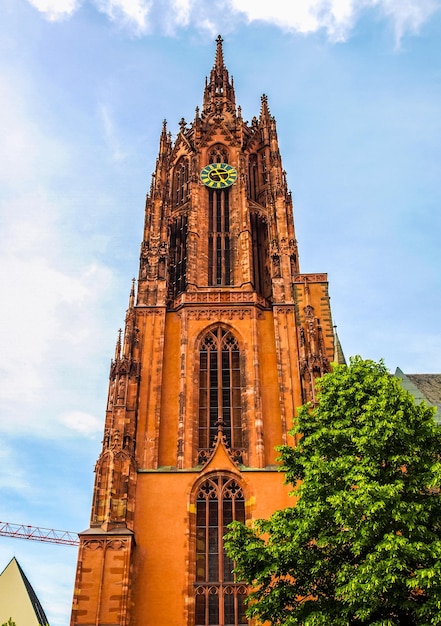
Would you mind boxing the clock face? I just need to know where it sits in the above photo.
[200,163,238,189]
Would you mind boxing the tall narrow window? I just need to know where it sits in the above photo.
[169,214,188,300]
[199,328,243,461]
[250,213,271,299]
[248,154,258,202]
[207,145,231,286]
[260,152,268,185]
[195,475,247,626]
[208,189,231,286]
[173,158,189,206]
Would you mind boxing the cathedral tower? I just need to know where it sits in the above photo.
[70,37,336,626]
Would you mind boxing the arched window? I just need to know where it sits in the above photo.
[173,157,189,206]
[198,328,243,462]
[194,475,247,626]
[208,145,229,164]
[168,214,188,299]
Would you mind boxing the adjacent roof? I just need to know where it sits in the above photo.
[0,557,49,626]
[395,367,441,423]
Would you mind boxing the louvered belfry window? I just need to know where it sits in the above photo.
[207,145,231,286]
[208,188,231,286]
[194,475,247,626]
[169,214,188,299]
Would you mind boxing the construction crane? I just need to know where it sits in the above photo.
[0,521,79,546]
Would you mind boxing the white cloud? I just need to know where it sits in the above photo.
[24,0,440,41]
[230,0,321,34]
[26,0,80,21]
[0,183,113,406]
[228,0,440,42]
[377,0,440,45]
[0,71,116,437]
[171,0,191,24]
[94,0,153,33]
[60,410,103,436]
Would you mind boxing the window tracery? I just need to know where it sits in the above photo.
[194,475,247,626]
[198,327,244,465]
[208,145,229,164]
[173,157,189,206]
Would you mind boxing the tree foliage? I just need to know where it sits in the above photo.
[225,357,441,625]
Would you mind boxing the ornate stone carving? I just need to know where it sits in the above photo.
[269,238,279,256]
[107,539,128,550]
[197,441,246,468]
[274,306,295,315]
[83,537,131,551]
[181,307,262,321]
[83,539,105,551]
[110,357,140,380]
[293,273,328,283]
[173,291,268,307]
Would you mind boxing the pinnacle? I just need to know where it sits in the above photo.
[214,34,224,70]
[203,35,236,115]
[260,93,271,119]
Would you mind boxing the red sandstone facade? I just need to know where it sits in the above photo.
[70,37,336,626]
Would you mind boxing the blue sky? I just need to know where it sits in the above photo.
[0,1,440,624]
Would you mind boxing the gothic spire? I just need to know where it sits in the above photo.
[260,93,271,121]
[214,34,225,71]
[128,277,135,309]
[158,119,170,160]
[333,326,347,365]
[123,279,136,358]
[203,35,236,115]
[114,328,122,361]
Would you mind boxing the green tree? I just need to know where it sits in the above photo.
[2,620,16,626]
[226,357,441,625]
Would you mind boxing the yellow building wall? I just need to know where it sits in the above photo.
[129,470,293,625]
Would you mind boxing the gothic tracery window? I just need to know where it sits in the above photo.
[198,328,243,461]
[208,145,229,164]
[194,475,247,626]
[173,157,189,206]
